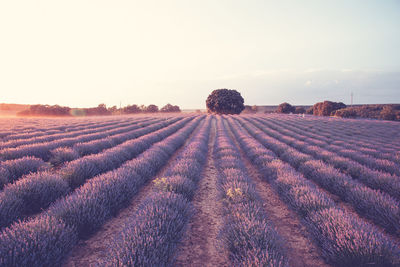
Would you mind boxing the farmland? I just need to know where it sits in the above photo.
[0,114,399,267]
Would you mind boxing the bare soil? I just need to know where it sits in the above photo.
[62,120,204,267]
[301,175,400,247]
[254,118,400,246]
[224,118,331,267]
[173,118,229,267]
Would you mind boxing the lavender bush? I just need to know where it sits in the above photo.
[98,117,211,265]
[0,117,200,232]
[0,116,203,266]
[228,116,400,266]
[60,117,192,189]
[0,117,149,149]
[103,192,192,266]
[0,117,173,161]
[0,156,49,189]
[0,215,78,267]
[214,116,288,267]
[238,116,400,235]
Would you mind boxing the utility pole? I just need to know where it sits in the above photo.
[120,101,122,115]
[351,92,353,107]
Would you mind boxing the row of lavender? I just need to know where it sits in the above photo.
[0,118,160,188]
[0,117,110,140]
[282,113,400,148]
[259,115,399,163]
[0,117,168,161]
[260,115,399,164]
[0,116,203,266]
[215,116,288,266]
[0,116,149,149]
[236,117,400,236]
[0,116,126,141]
[0,117,195,230]
[226,116,400,266]
[259,116,400,171]
[49,117,168,166]
[0,117,179,189]
[248,117,400,202]
[97,116,211,266]
[267,114,400,159]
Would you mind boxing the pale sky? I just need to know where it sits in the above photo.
[1,0,399,109]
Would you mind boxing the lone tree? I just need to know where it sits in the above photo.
[206,89,245,114]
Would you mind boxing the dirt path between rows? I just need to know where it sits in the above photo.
[246,118,400,246]
[173,118,229,267]
[62,120,204,267]
[224,118,331,267]
[300,174,400,247]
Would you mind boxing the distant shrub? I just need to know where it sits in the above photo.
[243,105,258,114]
[276,102,295,114]
[334,108,357,118]
[160,103,181,112]
[144,104,159,113]
[380,105,397,121]
[313,101,346,116]
[83,104,112,116]
[294,106,306,114]
[123,104,141,114]
[206,89,245,114]
[306,107,313,114]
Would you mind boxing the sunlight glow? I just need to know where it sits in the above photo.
[0,0,399,108]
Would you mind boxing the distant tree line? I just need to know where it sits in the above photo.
[334,104,400,121]
[0,103,30,111]
[275,100,400,121]
[121,103,180,114]
[17,103,181,117]
[17,105,72,117]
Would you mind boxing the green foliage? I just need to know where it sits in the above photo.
[160,104,180,112]
[206,88,245,114]
[313,101,346,116]
[277,102,295,114]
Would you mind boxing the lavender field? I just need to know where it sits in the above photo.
[0,114,399,267]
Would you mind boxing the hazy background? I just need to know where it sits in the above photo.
[1,0,399,109]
